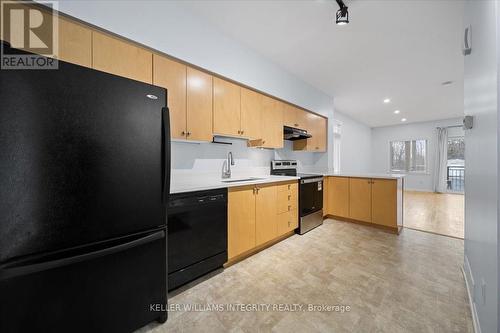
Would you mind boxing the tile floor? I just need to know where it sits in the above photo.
[137,219,472,333]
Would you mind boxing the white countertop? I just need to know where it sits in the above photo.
[307,170,405,180]
[170,174,299,194]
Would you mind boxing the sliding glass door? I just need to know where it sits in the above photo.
[447,136,465,193]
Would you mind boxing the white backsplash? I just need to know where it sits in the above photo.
[171,137,328,177]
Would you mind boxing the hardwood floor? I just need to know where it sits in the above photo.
[404,191,464,239]
[137,219,472,333]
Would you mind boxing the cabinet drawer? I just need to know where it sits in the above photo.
[277,182,298,193]
[278,210,298,235]
[277,190,297,214]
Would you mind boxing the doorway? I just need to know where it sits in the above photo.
[446,136,464,193]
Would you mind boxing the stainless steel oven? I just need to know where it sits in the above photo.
[298,176,324,234]
[270,160,324,234]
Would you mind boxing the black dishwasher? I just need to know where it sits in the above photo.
[167,188,227,290]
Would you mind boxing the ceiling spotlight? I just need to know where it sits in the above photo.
[401,118,407,122]
[335,0,349,25]
[383,98,391,103]
[394,110,400,114]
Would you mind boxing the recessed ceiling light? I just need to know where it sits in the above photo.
[394,110,400,114]
[383,98,391,103]
[442,80,453,86]
[401,118,407,122]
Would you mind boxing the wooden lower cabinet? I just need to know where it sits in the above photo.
[327,176,349,217]
[228,186,256,259]
[278,210,298,235]
[348,178,372,222]
[371,179,397,227]
[255,184,278,245]
[227,181,298,262]
[324,176,402,233]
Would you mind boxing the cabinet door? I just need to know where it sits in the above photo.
[240,88,262,139]
[255,184,278,245]
[213,77,241,137]
[294,108,309,129]
[327,177,349,217]
[58,17,92,68]
[228,186,256,259]
[186,67,213,141]
[278,210,298,235]
[153,55,187,139]
[349,178,372,222]
[371,179,397,227]
[92,31,152,84]
[283,104,298,128]
[260,97,284,148]
[313,116,327,152]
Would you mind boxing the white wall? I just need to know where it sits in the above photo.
[370,118,463,191]
[462,1,499,332]
[333,111,374,174]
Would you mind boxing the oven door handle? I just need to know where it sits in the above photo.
[300,178,323,184]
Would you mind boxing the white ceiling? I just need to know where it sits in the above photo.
[178,0,464,127]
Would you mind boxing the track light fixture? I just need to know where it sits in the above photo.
[335,0,349,25]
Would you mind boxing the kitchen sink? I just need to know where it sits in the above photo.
[220,177,267,183]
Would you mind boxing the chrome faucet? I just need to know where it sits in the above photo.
[222,152,235,179]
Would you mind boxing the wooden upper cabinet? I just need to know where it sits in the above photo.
[240,88,262,139]
[284,105,308,129]
[92,31,152,84]
[228,186,256,259]
[58,17,92,67]
[260,97,284,149]
[213,77,241,137]
[255,184,278,245]
[315,116,327,152]
[153,55,187,140]
[186,67,213,141]
[349,178,372,223]
[293,113,327,152]
[371,179,397,227]
[327,177,349,217]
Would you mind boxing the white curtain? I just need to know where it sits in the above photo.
[434,127,448,193]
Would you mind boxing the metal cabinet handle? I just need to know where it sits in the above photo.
[288,184,291,190]
[186,131,191,136]
[288,194,291,200]
[181,131,186,136]
[288,205,291,211]
[294,123,299,127]
[241,130,244,134]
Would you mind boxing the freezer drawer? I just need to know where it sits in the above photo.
[0,229,167,333]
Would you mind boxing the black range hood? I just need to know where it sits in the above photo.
[283,126,312,141]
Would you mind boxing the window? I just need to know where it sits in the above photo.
[390,139,427,173]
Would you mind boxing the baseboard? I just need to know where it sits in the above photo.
[462,256,481,333]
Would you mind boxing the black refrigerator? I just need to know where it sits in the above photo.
[0,43,170,332]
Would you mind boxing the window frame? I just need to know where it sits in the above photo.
[388,138,429,174]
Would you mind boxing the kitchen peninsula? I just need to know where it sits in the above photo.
[322,172,404,233]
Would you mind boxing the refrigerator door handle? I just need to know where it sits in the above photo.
[162,107,171,204]
[0,230,165,281]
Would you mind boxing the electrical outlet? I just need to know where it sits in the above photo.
[481,278,486,306]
